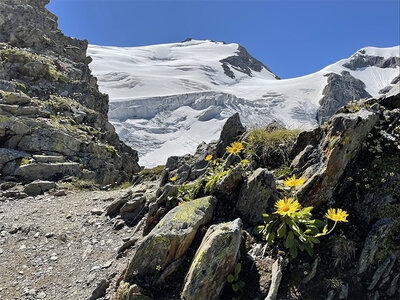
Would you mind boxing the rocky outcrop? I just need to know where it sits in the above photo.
[216,113,245,157]
[317,71,371,124]
[220,45,280,79]
[181,218,242,300]
[0,0,140,185]
[235,168,278,225]
[124,196,216,281]
[296,108,380,206]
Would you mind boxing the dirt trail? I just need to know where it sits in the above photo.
[0,189,136,300]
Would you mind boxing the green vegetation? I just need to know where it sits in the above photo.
[139,165,165,181]
[227,263,245,298]
[245,127,301,168]
[14,81,27,94]
[115,281,130,300]
[256,175,348,258]
[16,157,30,167]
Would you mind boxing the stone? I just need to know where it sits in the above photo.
[181,218,242,300]
[215,113,245,157]
[124,196,217,281]
[212,165,244,198]
[54,189,66,196]
[176,163,191,184]
[14,162,82,181]
[299,109,380,207]
[0,91,31,105]
[23,180,56,196]
[368,254,397,290]
[89,279,110,300]
[0,148,30,167]
[235,168,278,225]
[358,218,393,274]
[32,155,64,163]
[265,257,284,300]
[113,220,125,231]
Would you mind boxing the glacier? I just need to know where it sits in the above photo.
[88,40,400,167]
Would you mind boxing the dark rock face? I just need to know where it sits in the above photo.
[0,0,140,185]
[317,71,371,124]
[220,45,280,79]
[216,113,246,157]
[343,54,400,71]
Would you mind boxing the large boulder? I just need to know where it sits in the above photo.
[181,218,242,300]
[297,108,380,206]
[124,196,217,281]
[215,113,245,157]
[23,180,56,196]
[235,168,278,225]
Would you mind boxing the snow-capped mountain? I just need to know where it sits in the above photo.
[88,40,399,167]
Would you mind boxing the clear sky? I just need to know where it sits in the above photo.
[47,0,399,79]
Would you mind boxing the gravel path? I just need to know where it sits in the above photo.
[0,189,137,300]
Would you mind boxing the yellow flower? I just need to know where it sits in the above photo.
[226,141,244,155]
[325,208,349,222]
[273,197,301,216]
[283,174,305,187]
[178,201,184,206]
[170,176,177,182]
[205,154,213,161]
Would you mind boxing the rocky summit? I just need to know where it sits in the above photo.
[0,0,140,188]
[1,1,400,300]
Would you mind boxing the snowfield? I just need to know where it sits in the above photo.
[88,41,399,167]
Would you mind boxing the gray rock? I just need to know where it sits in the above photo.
[368,254,396,290]
[182,218,242,300]
[358,218,394,274]
[317,71,371,124]
[265,257,284,300]
[124,196,217,281]
[13,162,81,181]
[220,45,279,80]
[300,109,380,207]
[23,180,56,196]
[235,168,278,225]
[212,166,244,198]
[32,155,64,163]
[0,148,30,166]
[176,163,191,184]
[165,156,181,171]
[387,273,399,296]
[89,278,110,300]
[0,91,31,105]
[215,113,245,157]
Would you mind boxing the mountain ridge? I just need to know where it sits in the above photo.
[88,40,399,167]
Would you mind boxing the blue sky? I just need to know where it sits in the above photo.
[47,0,399,79]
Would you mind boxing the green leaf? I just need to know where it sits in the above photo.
[313,219,326,227]
[299,243,305,252]
[239,281,245,288]
[232,284,239,292]
[254,225,265,235]
[284,231,295,248]
[277,222,287,238]
[266,231,275,245]
[227,274,234,283]
[309,236,320,244]
[302,207,313,214]
[289,245,298,258]
[234,273,239,281]
[304,243,314,256]
[235,263,241,275]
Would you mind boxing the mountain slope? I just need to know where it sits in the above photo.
[88,40,399,167]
